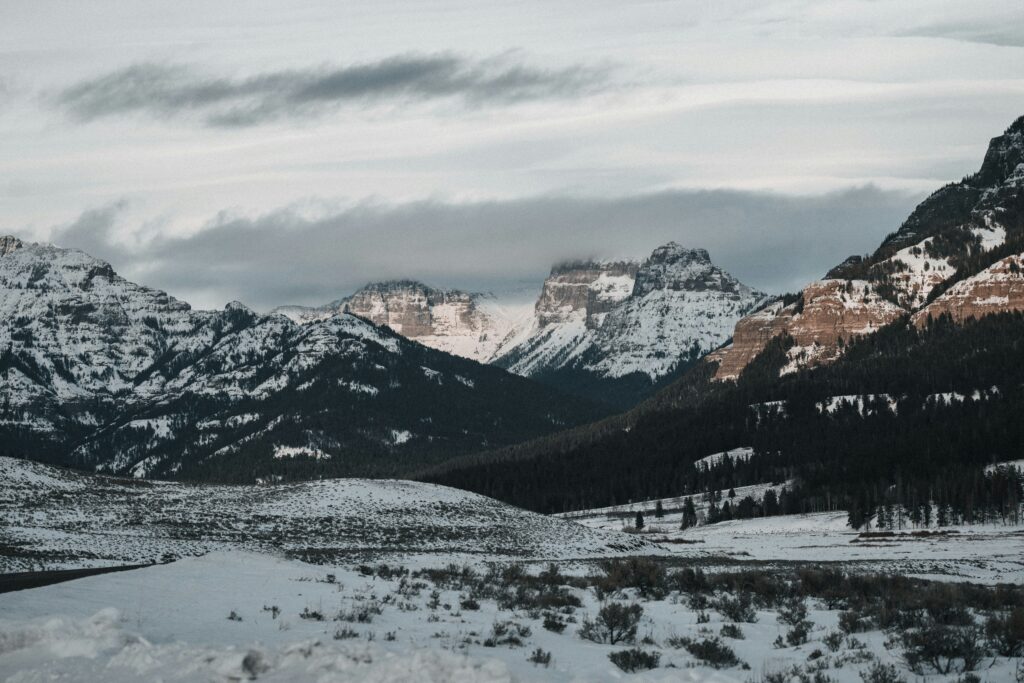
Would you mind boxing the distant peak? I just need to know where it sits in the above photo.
[549,258,639,276]
[1004,114,1024,136]
[648,242,711,264]
[224,301,252,313]
[975,113,1024,186]
[357,279,436,294]
[0,235,25,256]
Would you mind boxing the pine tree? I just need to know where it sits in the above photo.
[635,511,645,531]
[681,497,697,530]
[655,500,664,518]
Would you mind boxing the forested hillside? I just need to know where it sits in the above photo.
[422,312,1024,525]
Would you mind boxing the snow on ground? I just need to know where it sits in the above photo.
[0,552,903,683]
[562,491,1024,585]
[559,481,788,528]
[986,458,1024,474]
[0,457,654,573]
[0,553,524,683]
[3,459,1023,681]
[694,447,754,470]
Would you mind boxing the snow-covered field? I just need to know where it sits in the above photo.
[3,457,1023,681]
[3,547,1022,682]
[0,457,652,573]
[561,494,1024,585]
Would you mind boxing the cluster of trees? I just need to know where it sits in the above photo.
[425,312,1024,528]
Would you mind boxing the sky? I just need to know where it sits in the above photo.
[1,0,1022,310]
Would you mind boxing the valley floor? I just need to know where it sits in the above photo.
[2,458,1022,681]
[564,508,1024,585]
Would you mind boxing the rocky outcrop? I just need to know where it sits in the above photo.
[0,235,24,257]
[913,253,1024,327]
[712,115,1024,382]
[495,243,765,392]
[273,281,524,363]
[533,260,639,328]
[709,280,904,380]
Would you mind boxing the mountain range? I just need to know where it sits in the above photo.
[5,115,1023,519]
[423,115,1024,521]
[276,242,765,408]
[0,240,605,480]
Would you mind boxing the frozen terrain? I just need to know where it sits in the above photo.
[2,458,1022,681]
[0,457,652,573]
[562,499,1024,585]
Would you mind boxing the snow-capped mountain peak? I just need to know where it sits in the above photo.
[271,280,528,363]
[492,242,766,405]
[0,240,603,480]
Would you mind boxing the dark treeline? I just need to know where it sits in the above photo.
[423,312,1024,525]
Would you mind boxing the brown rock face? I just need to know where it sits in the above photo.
[342,281,478,338]
[913,254,1024,327]
[534,260,639,327]
[710,279,904,380]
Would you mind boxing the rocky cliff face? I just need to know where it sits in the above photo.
[0,235,23,256]
[273,281,525,363]
[533,260,639,328]
[708,280,904,379]
[0,240,602,480]
[914,253,1024,327]
[493,243,765,403]
[711,115,1024,381]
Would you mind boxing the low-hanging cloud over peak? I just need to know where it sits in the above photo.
[53,53,613,127]
[44,186,921,311]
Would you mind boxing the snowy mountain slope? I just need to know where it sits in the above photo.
[271,244,763,408]
[0,241,604,480]
[493,243,766,406]
[0,456,654,572]
[272,280,531,364]
[711,115,1024,381]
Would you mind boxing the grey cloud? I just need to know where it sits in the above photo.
[51,188,921,311]
[52,200,128,256]
[898,21,1024,48]
[54,54,611,127]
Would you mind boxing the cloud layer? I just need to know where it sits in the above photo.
[55,55,610,127]
[49,186,920,311]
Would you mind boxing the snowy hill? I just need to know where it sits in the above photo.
[0,241,603,480]
[0,456,654,572]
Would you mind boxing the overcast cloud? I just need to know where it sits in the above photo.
[55,55,611,127]
[1,0,1021,310]
[50,187,920,311]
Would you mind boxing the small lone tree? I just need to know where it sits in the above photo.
[681,497,697,529]
[654,500,664,518]
[635,511,645,530]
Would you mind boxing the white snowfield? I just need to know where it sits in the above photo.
[2,458,1023,681]
[561,488,1024,585]
[0,457,654,573]
[0,552,795,683]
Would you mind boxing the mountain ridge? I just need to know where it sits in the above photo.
[0,240,605,481]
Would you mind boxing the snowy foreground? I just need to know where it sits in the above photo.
[3,550,1023,683]
[2,459,1023,681]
